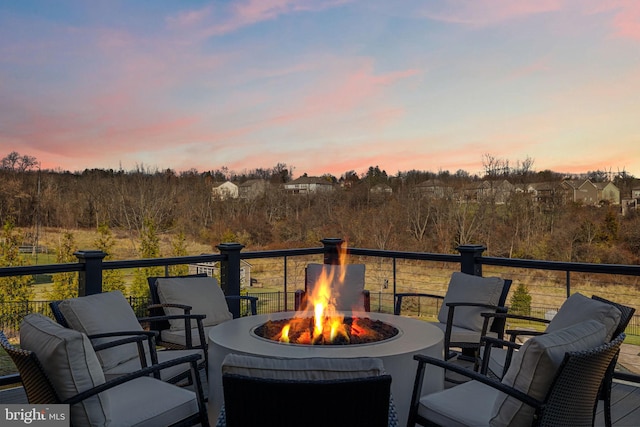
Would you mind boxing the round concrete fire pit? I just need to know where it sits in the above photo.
[208,312,444,426]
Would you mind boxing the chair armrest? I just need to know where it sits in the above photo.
[140,314,207,350]
[411,354,542,409]
[225,295,258,315]
[147,303,193,313]
[88,332,159,376]
[478,336,522,376]
[394,293,444,315]
[63,353,204,406]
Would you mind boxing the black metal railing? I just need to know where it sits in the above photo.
[2,238,640,388]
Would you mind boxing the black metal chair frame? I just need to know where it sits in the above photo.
[408,333,625,427]
[395,277,513,360]
[49,298,207,385]
[0,330,210,427]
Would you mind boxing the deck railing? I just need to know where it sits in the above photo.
[1,237,640,387]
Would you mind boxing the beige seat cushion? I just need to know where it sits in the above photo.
[20,314,110,427]
[102,348,204,382]
[418,379,499,427]
[490,319,607,427]
[156,276,232,331]
[305,263,366,311]
[222,354,385,381]
[437,272,505,332]
[58,290,143,370]
[546,292,622,341]
[105,376,199,427]
[161,326,213,348]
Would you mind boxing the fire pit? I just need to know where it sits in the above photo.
[208,312,444,427]
[254,316,399,345]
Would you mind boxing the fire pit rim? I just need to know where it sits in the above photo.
[249,312,404,347]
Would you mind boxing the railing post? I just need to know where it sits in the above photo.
[457,244,486,276]
[217,242,244,318]
[321,238,344,265]
[75,250,107,296]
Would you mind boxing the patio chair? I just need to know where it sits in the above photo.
[394,272,512,360]
[50,290,206,385]
[217,353,394,427]
[478,293,633,427]
[407,319,624,427]
[1,313,209,427]
[146,274,258,366]
[294,263,370,312]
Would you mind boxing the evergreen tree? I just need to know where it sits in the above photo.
[130,218,163,299]
[48,231,78,300]
[169,231,189,276]
[94,223,126,293]
[0,220,33,302]
[510,282,532,315]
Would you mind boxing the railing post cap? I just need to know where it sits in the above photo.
[456,244,487,252]
[216,242,245,251]
[74,250,107,259]
[320,238,344,245]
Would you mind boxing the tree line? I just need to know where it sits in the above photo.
[1,151,639,272]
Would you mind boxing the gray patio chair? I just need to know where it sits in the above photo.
[50,290,206,385]
[395,272,512,361]
[294,263,370,312]
[408,319,624,427]
[1,314,209,427]
[147,274,258,370]
[478,293,633,427]
[217,353,395,427]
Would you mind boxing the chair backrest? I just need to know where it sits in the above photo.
[147,273,208,332]
[303,263,367,312]
[490,278,512,335]
[221,354,391,427]
[537,332,625,426]
[591,295,636,338]
[0,331,60,404]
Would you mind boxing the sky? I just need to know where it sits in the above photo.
[1,0,639,179]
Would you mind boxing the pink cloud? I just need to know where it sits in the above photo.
[611,1,640,40]
[421,0,562,27]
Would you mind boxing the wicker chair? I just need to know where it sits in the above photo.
[395,272,512,361]
[294,263,370,312]
[407,321,625,427]
[49,290,206,385]
[478,293,634,427]
[217,354,394,427]
[1,314,209,427]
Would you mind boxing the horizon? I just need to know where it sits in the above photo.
[1,1,639,178]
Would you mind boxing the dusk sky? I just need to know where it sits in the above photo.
[1,0,639,178]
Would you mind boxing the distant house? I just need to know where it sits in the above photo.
[284,176,334,194]
[415,179,453,198]
[238,179,268,199]
[594,181,620,205]
[562,179,598,205]
[370,183,393,195]
[562,179,620,205]
[212,181,238,200]
[188,259,253,288]
[527,182,570,206]
[630,186,640,200]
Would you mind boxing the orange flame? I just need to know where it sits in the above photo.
[280,241,362,344]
